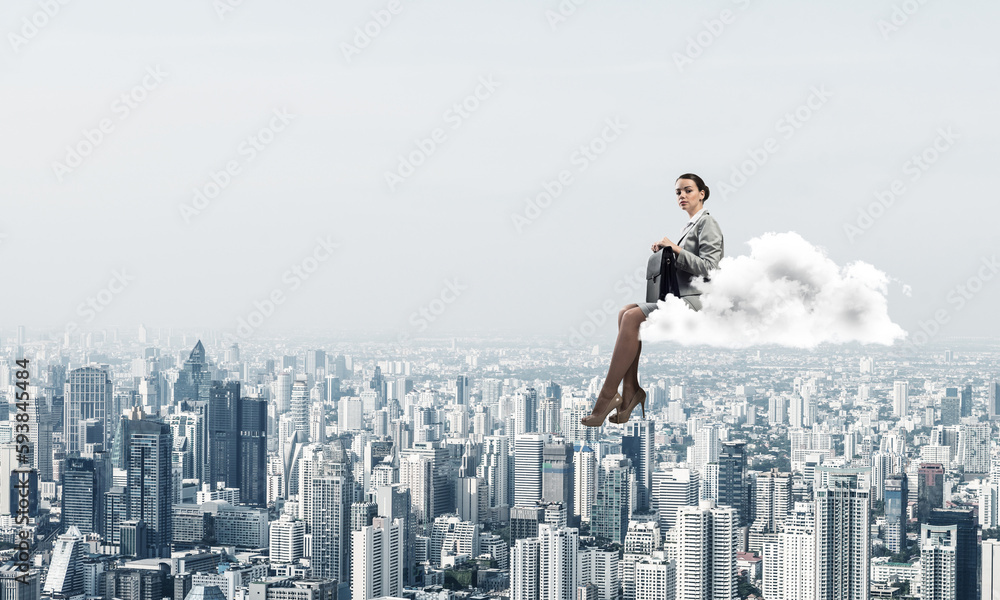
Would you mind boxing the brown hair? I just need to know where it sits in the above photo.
[676,173,709,202]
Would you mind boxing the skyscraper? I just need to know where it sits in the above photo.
[538,524,579,600]
[239,396,268,506]
[541,441,574,525]
[455,374,469,405]
[941,388,960,426]
[514,434,546,506]
[291,379,310,437]
[652,468,699,533]
[926,508,976,600]
[511,536,540,600]
[351,517,403,600]
[623,420,654,512]
[311,472,351,584]
[814,469,870,600]
[591,455,631,545]
[64,366,114,453]
[174,341,211,405]
[479,436,509,514]
[43,527,87,597]
[749,470,792,553]
[718,441,748,526]
[127,417,173,558]
[918,463,945,522]
[206,381,240,489]
[884,475,908,554]
[61,455,109,535]
[892,380,908,418]
[762,503,815,600]
[573,444,597,524]
[920,523,957,600]
[674,499,737,600]
[990,380,1000,420]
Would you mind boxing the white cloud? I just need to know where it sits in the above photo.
[639,231,906,348]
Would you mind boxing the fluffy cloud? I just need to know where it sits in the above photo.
[639,231,906,348]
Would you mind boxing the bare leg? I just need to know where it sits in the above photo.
[619,306,642,403]
[592,307,646,412]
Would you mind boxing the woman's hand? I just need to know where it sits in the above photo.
[652,236,678,253]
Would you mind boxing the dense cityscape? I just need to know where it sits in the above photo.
[3,326,999,600]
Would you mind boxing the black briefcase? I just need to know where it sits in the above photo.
[645,248,681,303]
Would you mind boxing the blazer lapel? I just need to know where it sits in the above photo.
[678,210,707,245]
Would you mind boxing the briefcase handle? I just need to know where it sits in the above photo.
[659,248,681,301]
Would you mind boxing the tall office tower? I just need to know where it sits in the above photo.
[788,393,804,429]
[310,402,327,443]
[513,391,537,435]
[338,397,363,432]
[542,441,574,524]
[578,544,620,600]
[65,366,114,453]
[537,397,561,434]
[762,503,815,600]
[351,501,378,532]
[768,395,787,426]
[884,475,908,554]
[941,388,960,426]
[815,470,870,600]
[652,468,699,533]
[165,412,204,481]
[749,470,792,553]
[351,516,403,600]
[718,441,747,526]
[127,417,172,558]
[206,381,240,489]
[633,553,675,600]
[920,523,957,600]
[623,421,654,512]
[959,423,990,474]
[456,477,489,524]
[331,354,346,379]
[510,505,545,548]
[591,455,631,545]
[621,522,663,600]
[290,379,310,437]
[305,349,326,379]
[536,524,579,600]
[984,540,1000,600]
[376,484,415,586]
[104,486,126,544]
[409,441,452,518]
[43,526,87,597]
[311,471,351,584]
[990,380,1000,420]
[514,434,547,506]
[269,516,305,564]
[926,508,975,600]
[479,436,509,514]
[455,374,469,406]
[429,516,479,567]
[674,500,737,600]
[574,444,598,524]
[273,371,293,413]
[960,384,972,418]
[174,341,211,404]
[240,396,268,506]
[690,424,720,474]
[400,453,433,524]
[892,380,908,418]
[511,537,541,600]
[917,463,945,522]
[62,455,108,535]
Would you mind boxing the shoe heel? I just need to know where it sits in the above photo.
[639,396,646,418]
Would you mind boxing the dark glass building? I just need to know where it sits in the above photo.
[917,463,944,523]
[719,441,748,526]
[927,508,975,600]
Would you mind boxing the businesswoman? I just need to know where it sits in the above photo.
[581,173,724,427]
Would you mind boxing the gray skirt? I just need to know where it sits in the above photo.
[638,294,702,317]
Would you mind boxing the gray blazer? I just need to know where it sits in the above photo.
[673,211,724,297]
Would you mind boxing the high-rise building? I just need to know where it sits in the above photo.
[400,453,433,524]
[352,517,403,600]
[917,463,945,522]
[623,421,654,512]
[0,563,40,600]
[591,455,631,545]
[674,500,737,600]
[269,516,305,564]
[652,468,699,533]
[718,441,748,526]
[305,349,326,379]
[61,454,109,535]
[479,436,509,515]
[633,552,675,600]
[983,539,1000,600]
[574,444,597,524]
[941,388,960,426]
[926,508,976,600]
[455,375,469,405]
[273,371,293,413]
[310,473,350,584]
[920,523,957,600]
[239,396,268,506]
[174,341,211,405]
[578,544,619,600]
[65,366,114,453]
[990,381,1000,420]
[762,503,815,600]
[541,441,574,525]
[892,380,908,418]
[291,380,310,437]
[127,417,173,558]
[749,470,792,553]
[815,469,870,600]
[884,475,908,554]
[511,536,540,600]
[43,526,87,597]
[206,381,240,490]
[514,435,546,506]
[959,423,990,474]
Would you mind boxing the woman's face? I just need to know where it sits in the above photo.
[675,178,705,212]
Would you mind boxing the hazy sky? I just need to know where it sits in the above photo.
[3,0,999,345]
